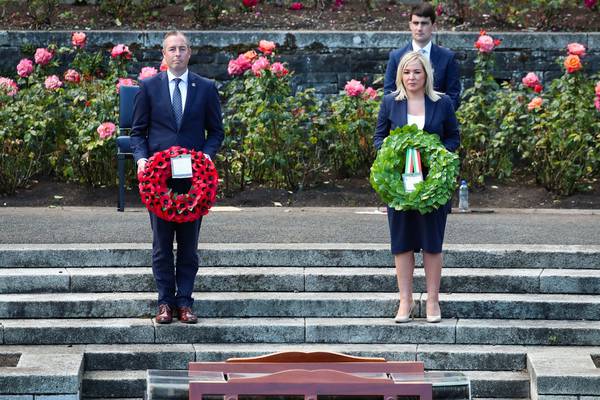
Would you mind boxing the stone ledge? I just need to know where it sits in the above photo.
[1,30,598,50]
[0,243,599,269]
[0,352,83,395]
[529,349,600,398]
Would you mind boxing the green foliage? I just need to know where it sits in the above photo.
[222,63,322,191]
[324,90,380,178]
[0,38,134,195]
[433,0,572,30]
[523,70,600,195]
[98,0,168,22]
[456,42,508,186]
[458,38,600,196]
[370,125,460,214]
[184,0,232,22]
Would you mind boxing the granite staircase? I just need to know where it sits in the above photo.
[1,243,600,399]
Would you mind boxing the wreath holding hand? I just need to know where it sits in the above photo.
[138,146,218,223]
[370,125,460,214]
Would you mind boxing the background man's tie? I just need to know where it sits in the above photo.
[172,77,183,129]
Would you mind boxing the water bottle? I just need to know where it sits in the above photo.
[458,180,469,212]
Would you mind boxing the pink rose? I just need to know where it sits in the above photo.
[34,48,53,66]
[521,72,540,88]
[138,66,158,80]
[97,122,116,140]
[290,2,303,10]
[585,0,597,8]
[258,40,276,55]
[270,62,288,77]
[111,44,132,59]
[160,58,168,72]
[63,69,81,84]
[0,77,18,97]
[44,75,63,90]
[567,42,586,57]
[242,0,258,7]
[16,59,34,78]
[71,32,86,48]
[595,97,600,112]
[364,86,378,100]
[435,3,443,16]
[251,56,270,77]
[344,79,365,97]
[595,81,600,97]
[227,54,253,76]
[475,34,495,53]
[116,78,136,94]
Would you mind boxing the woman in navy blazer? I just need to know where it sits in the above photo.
[374,51,460,324]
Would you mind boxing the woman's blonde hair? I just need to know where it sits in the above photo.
[394,51,442,102]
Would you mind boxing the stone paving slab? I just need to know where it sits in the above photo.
[457,319,600,346]
[540,269,600,294]
[0,352,83,395]
[82,370,145,399]
[6,266,600,295]
[1,243,599,269]
[0,318,155,345]
[83,344,195,370]
[528,348,600,397]
[417,344,527,371]
[0,269,69,294]
[154,318,305,344]
[4,292,600,320]
[305,317,457,344]
[436,293,600,320]
[465,370,530,398]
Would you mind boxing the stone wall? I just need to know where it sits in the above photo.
[1,30,599,94]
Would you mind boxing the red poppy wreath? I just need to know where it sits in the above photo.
[138,146,218,223]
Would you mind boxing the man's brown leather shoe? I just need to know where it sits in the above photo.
[177,306,198,324]
[155,304,173,324]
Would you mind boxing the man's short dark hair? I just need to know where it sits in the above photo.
[410,3,436,24]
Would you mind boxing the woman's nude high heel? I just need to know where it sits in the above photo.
[394,301,415,323]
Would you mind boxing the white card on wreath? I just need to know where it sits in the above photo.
[402,172,423,193]
[171,154,193,179]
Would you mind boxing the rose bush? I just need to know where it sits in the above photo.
[325,79,380,178]
[221,39,323,192]
[0,33,145,194]
[458,38,600,196]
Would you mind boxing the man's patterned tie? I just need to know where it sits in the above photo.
[172,78,183,129]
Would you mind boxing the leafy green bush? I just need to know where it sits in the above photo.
[325,80,380,178]
[221,41,323,191]
[521,47,600,195]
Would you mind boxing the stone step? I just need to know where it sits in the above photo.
[81,369,528,399]
[82,343,526,372]
[2,243,599,269]
[2,292,600,320]
[3,267,600,295]
[2,317,600,346]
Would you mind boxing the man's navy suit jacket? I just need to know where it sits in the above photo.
[383,42,461,110]
[130,71,224,163]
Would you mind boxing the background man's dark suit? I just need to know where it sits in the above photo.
[383,42,461,110]
[130,70,224,320]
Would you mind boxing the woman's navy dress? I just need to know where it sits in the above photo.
[373,93,460,254]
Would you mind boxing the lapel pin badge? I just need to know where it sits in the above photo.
[191,82,196,87]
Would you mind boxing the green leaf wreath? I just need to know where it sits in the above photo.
[370,125,460,214]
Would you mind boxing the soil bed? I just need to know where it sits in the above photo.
[1,1,598,32]
[3,174,599,209]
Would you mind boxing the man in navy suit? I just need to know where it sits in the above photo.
[131,31,224,324]
[383,3,461,110]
